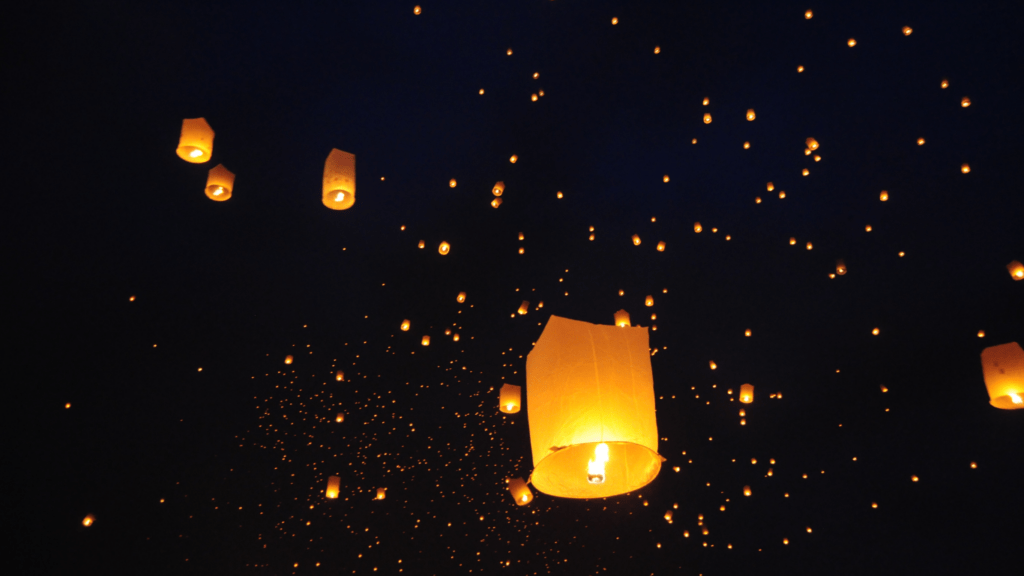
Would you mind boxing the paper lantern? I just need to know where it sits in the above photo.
[746,109,756,121]
[848,38,857,47]
[205,164,234,201]
[880,190,889,201]
[645,295,654,307]
[657,241,666,252]
[1008,261,1024,280]
[663,175,670,182]
[961,163,971,174]
[797,65,805,72]
[457,292,467,303]
[401,319,410,331]
[836,259,847,275]
[518,301,530,315]
[438,241,450,255]
[710,361,717,370]
[449,179,457,188]
[335,412,344,423]
[961,97,971,108]
[630,234,641,246]
[806,242,813,250]
[82,515,95,527]
[491,198,503,208]
[743,141,751,149]
[284,355,294,365]
[739,383,754,403]
[413,5,421,15]
[702,97,709,106]
[500,384,522,413]
[941,79,949,89]
[980,342,1024,409]
[322,149,356,210]
[510,155,518,163]
[694,222,702,233]
[903,26,913,36]
[176,118,214,163]
[493,181,505,196]
[421,335,430,346]
[325,475,342,499]
[654,46,660,54]
[526,315,663,498]
[743,485,752,496]
[336,370,345,381]
[806,138,819,150]
[508,477,533,505]
[789,237,797,245]
[376,488,386,500]
[614,309,631,327]
[418,240,425,249]
[703,113,712,124]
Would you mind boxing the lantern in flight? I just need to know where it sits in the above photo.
[336,370,345,381]
[335,412,344,423]
[401,319,410,331]
[526,315,663,498]
[746,109,756,121]
[980,342,1024,409]
[176,118,214,163]
[1008,261,1024,280]
[439,241,450,255]
[657,241,666,252]
[880,190,889,201]
[82,514,95,527]
[376,488,386,500]
[421,335,430,346]
[703,113,712,124]
[632,234,641,246]
[739,384,754,403]
[322,149,356,210]
[493,181,505,196]
[205,164,234,201]
[284,355,294,365]
[694,222,702,233]
[508,477,533,505]
[518,301,530,315]
[614,309,631,327]
[326,476,341,499]
[457,291,467,303]
[806,138,819,150]
[961,163,971,174]
[645,295,654,307]
[836,259,847,275]
[491,198,503,208]
[500,384,522,413]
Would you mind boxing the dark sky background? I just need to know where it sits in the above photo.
[9,1,1023,575]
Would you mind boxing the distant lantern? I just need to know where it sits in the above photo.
[703,113,712,124]
[284,355,294,365]
[961,97,971,108]
[205,164,235,201]
[657,241,666,252]
[507,48,513,55]
[739,384,754,403]
[614,309,631,327]
[82,514,95,527]
[872,328,880,335]
[654,46,661,54]
[743,141,751,149]
[526,315,663,498]
[376,488,386,500]
[508,477,533,505]
[518,301,530,315]
[918,138,926,145]
[694,222,703,233]
[401,319,410,331]
[806,242,813,250]
[779,191,787,199]
[746,109,756,121]
[836,259,847,275]
[457,291,467,303]
[645,295,654,307]
[745,329,752,337]
[421,335,430,346]
[335,412,344,423]
[743,485,752,496]
[1008,261,1024,280]
[418,240,425,249]
[903,26,913,35]
[702,97,709,106]
[880,190,889,201]
[865,225,873,232]
[806,138,819,150]
[453,333,460,342]
[710,361,717,370]
[557,191,563,199]
[326,476,341,499]
[961,163,971,174]
[978,331,986,338]
[438,241,450,255]
[176,118,214,163]
[336,370,345,381]
[802,168,809,176]
[632,234,641,246]
[493,181,505,196]
[491,198,503,208]
[663,175,670,183]
[449,179,457,188]
[848,38,857,47]
[531,94,538,102]
[510,155,518,163]
[500,384,522,414]
[790,237,797,245]
[805,10,813,19]
[611,17,618,25]
[797,65,805,72]
[980,342,1024,409]
[413,5,421,15]
[322,148,356,210]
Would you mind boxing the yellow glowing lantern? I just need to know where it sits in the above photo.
[779,191,787,199]
[508,477,533,505]
[448,178,457,188]
[663,175,670,182]
[961,97,971,108]
[453,333,460,341]
[918,138,925,145]
[797,65,805,72]
[510,154,518,163]
[941,79,949,89]
[703,113,712,124]
[806,138,819,150]
[557,191,563,199]
[872,328,880,335]
[702,97,709,106]
[531,94,538,102]
[82,514,95,527]
[413,5,421,15]
[176,118,214,163]
[335,412,344,423]
[1007,261,1024,280]
[457,292,467,303]
[418,240,425,249]
[630,234,641,246]
[767,182,774,191]
[805,10,813,19]
[438,241,450,255]
[323,149,356,210]
[836,259,847,275]
[746,109,756,121]
[654,46,660,54]
[739,383,754,403]
[694,222,702,233]
[491,198,503,208]
[980,342,1024,409]
[527,316,663,498]
[903,26,913,36]
[493,181,505,196]
[743,485,751,496]
[336,370,345,381]
[961,163,970,174]
[848,38,857,47]
[324,476,341,499]
[500,384,522,414]
[611,17,618,25]
[507,48,513,56]
[657,241,666,252]
[806,242,813,250]
[645,295,654,307]
[376,488,386,500]
[421,335,430,346]
[789,237,796,245]
[978,331,986,338]
[710,361,717,370]
[518,301,530,315]
[743,141,751,149]
[284,355,294,365]
[880,190,889,201]
[205,164,235,201]
[401,319,410,331]
[664,510,673,522]
[614,309,631,327]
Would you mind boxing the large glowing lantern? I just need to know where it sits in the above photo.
[739,383,754,403]
[203,164,235,201]
[614,309,631,327]
[322,149,356,210]
[176,118,214,163]
[401,319,410,331]
[806,137,819,150]
[500,384,522,413]
[335,412,344,423]
[421,335,430,346]
[746,109,756,121]
[645,295,654,307]
[1008,261,1024,280]
[980,342,1024,409]
[694,222,703,233]
[526,315,663,498]
[632,234,641,246]
[326,476,341,499]
[508,477,533,505]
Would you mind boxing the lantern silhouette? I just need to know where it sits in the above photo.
[421,335,430,346]
[401,320,410,331]
[508,477,533,505]
[980,342,1024,409]
[205,164,234,201]
[439,241,450,255]
[614,309,631,327]
[746,109,756,121]
[657,241,666,252]
[493,181,505,196]
[322,149,356,210]
[500,384,522,413]
[1008,261,1024,280]
[418,240,425,249]
[176,118,214,163]
[457,292,467,303]
[326,476,341,499]
[694,222,702,233]
[284,355,294,365]
[526,315,663,498]
[632,234,641,246]
[961,97,971,108]
[836,259,847,275]
[518,301,530,315]
[739,384,754,403]
[767,182,774,191]
[376,488,386,500]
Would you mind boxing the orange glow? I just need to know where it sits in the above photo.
[82,515,95,527]
[657,241,666,252]
[614,309,631,327]
[745,329,752,337]
[806,242,813,250]
[941,79,949,89]
[518,301,530,315]
[509,154,518,163]
[767,182,774,191]
[492,181,504,196]
[413,5,421,15]
[401,319,410,331]
[491,198,503,208]
[335,412,344,423]
[872,328,880,335]
[903,26,913,35]
[205,164,235,201]
[836,259,847,275]
[917,138,925,145]
[848,38,857,47]
[508,477,533,505]
[743,141,750,149]
[694,222,702,233]
[743,485,752,496]
[880,191,889,201]
[632,234,641,246]
[790,237,797,245]
[654,46,660,54]
[284,355,293,365]
[438,241,450,255]
[703,113,712,124]
[663,175,670,182]
[746,109,756,121]
[457,291,467,303]
[1007,261,1024,280]
[961,163,971,173]
[797,65,805,72]
[376,487,386,500]
[980,342,1024,409]
[740,383,754,404]
[336,370,344,381]
[805,10,813,19]
[176,118,214,163]
[961,97,971,108]
[500,384,522,414]
[611,17,618,25]
[806,138,819,150]
[645,295,654,307]
[421,335,430,346]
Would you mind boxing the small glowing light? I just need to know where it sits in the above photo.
[802,168,809,176]
[438,241,450,255]
[902,26,913,35]
[899,251,905,257]
[911,475,919,482]
[805,10,813,19]
[413,5,421,15]
[880,191,889,201]
[449,179,457,188]
[961,97,971,108]
[755,197,762,204]
[790,237,797,245]
[745,329,752,337]
[556,191,563,199]
[663,175,670,183]
[743,141,750,149]
[702,97,709,106]
[507,48,513,56]
[531,93,538,102]
[703,113,712,124]
[872,502,878,508]
[746,109,756,121]
[611,17,618,25]
[977,330,985,338]
[848,38,857,47]
[65,403,71,409]
[710,361,717,370]
[865,225,873,232]
[941,79,949,89]
[779,191,786,199]
[334,192,345,202]
[767,182,774,191]
[970,462,978,469]
[653,46,660,54]
[509,155,518,163]
[806,138,819,150]
[917,138,925,145]
[797,65,805,72]
[82,515,94,527]
[806,242,813,250]
[189,149,204,158]
[961,163,971,173]
[479,88,484,95]
[872,328,880,335]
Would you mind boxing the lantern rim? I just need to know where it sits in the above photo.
[176,145,212,163]
[530,440,663,499]
[322,189,356,210]
[989,394,1024,410]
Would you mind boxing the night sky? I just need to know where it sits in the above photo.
[10,1,1023,575]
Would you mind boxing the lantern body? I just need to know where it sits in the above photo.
[518,301,530,315]
[438,241,450,255]
[1008,261,1024,280]
[657,241,666,252]
[376,488,386,500]
[613,309,631,327]
[980,342,1024,409]
[176,118,214,163]
[322,149,356,210]
[508,477,533,505]
[82,514,95,527]
[284,355,294,365]
[336,370,344,381]
[694,222,702,233]
[204,164,235,201]
[632,234,641,246]
[743,485,752,496]
[493,181,505,196]
[836,259,847,275]
[746,109,756,121]
[739,383,754,403]
[703,113,712,124]
[335,412,344,423]
[500,383,522,413]
[457,292,467,303]
[491,198,503,208]
[401,320,410,331]
[806,138,819,150]
[421,335,430,346]
[645,295,654,307]
[526,315,662,498]
[326,476,341,499]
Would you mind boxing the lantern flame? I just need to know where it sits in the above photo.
[1012,393,1023,405]
[189,149,204,158]
[587,443,610,484]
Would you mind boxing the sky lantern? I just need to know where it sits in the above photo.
[508,477,533,505]
[848,38,857,47]
[797,65,805,72]
[836,259,848,275]
[499,384,522,413]
[961,97,971,107]
[743,485,752,496]
[1007,261,1024,280]
[806,242,813,250]
[205,164,235,201]
[457,291,467,303]
[413,5,421,15]
[941,78,950,89]
[175,118,214,163]
[449,179,457,188]
[401,319,410,331]
[82,514,95,527]
[335,412,344,423]
[806,137,819,150]
[903,26,913,35]
[703,113,712,124]
[654,46,660,54]
[980,342,1024,409]
[789,237,797,245]
[526,315,663,498]
[284,355,294,365]
[510,154,518,163]
[746,109,756,121]
[961,163,971,173]
[518,301,530,315]
[438,241,450,255]
[880,190,889,201]
[491,198,503,208]
[632,234,641,246]
[694,222,702,233]
[739,384,754,403]
[376,488,386,500]
[710,361,717,370]
[663,175,670,182]
[657,241,666,252]
[743,141,751,149]
[336,370,344,381]
[645,295,654,307]
[614,309,631,327]
[805,10,813,19]
[767,182,774,191]
[325,476,341,499]
[493,181,504,196]
[421,335,430,346]
[418,240,425,249]
[322,149,356,210]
